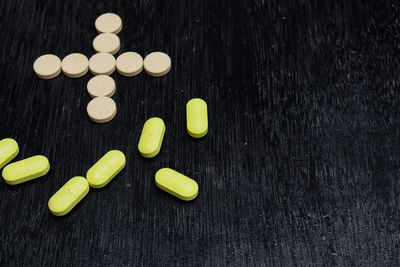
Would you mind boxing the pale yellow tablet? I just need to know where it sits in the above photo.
[87,75,116,98]
[33,54,61,79]
[116,52,143,77]
[87,96,117,123]
[89,53,115,75]
[93,33,120,55]
[95,13,122,34]
[61,53,89,78]
[143,52,171,77]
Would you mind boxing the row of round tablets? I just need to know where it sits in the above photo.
[87,16,122,123]
[34,51,171,79]
[86,51,170,77]
[86,18,121,124]
[86,73,117,122]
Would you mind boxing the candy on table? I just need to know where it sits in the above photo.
[0,138,19,169]
[155,168,198,201]
[86,150,126,188]
[48,176,90,216]
[2,155,50,185]
[186,98,208,138]
[138,117,166,158]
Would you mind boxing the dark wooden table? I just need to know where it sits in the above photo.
[1,0,399,265]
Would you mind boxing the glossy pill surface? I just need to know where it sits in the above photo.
[155,168,198,201]
[138,117,165,158]
[2,155,50,185]
[48,176,89,216]
[87,150,125,188]
[186,98,208,138]
[0,138,19,169]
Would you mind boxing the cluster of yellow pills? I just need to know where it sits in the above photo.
[0,138,125,216]
[32,13,171,124]
[0,97,207,215]
[138,98,208,201]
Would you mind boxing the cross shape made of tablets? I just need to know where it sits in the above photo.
[32,13,171,124]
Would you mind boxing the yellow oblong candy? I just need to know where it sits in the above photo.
[87,150,125,188]
[48,176,89,216]
[2,155,50,185]
[155,168,198,201]
[138,117,165,158]
[0,138,19,169]
[186,98,208,138]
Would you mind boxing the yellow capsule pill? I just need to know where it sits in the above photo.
[0,138,19,169]
[48,176,89,216]
[186,98,208,138]
[138,117,166,158]
[155,168,198,201]
[2,155,50,185]
[86,150,125,188]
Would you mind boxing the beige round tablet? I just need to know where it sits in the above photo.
[116,52,143,77]
[89,53,116,75]
[95,13,122,34]
[93,33,120,55]
[87,75,116,98]
[87,96,117,123]
[143,52,171,77]
[33,54,61,79]
[61,53,89,78]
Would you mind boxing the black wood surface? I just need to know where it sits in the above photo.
[1,0,400,266]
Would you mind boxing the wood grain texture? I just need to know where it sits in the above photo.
[0,0,400,266]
